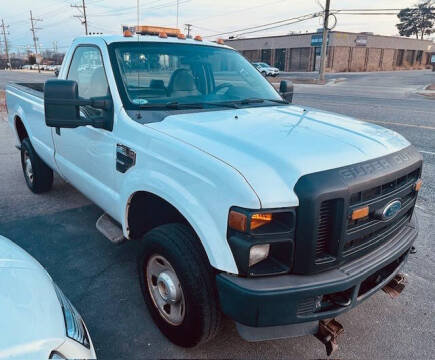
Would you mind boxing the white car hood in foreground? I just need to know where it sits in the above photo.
[150,105,410,208]
[0,236,65,360]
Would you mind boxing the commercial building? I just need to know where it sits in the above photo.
[226,31,434,72]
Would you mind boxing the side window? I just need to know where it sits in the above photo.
[67,46,109,99]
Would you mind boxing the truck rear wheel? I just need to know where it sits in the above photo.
[138,223,221,347]
[20,138,53,193]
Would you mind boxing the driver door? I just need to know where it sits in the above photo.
[52,45,118,214]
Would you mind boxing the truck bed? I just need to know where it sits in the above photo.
[8,83,44,99]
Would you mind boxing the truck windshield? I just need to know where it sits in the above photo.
[109,42,282,109]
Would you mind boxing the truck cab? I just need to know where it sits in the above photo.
[6,26,422,353]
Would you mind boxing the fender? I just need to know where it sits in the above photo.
[10,106,29,146]
[118,163,260,274]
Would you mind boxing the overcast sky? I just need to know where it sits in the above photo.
[1,0,425,53]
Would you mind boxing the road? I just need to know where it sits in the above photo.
[0,69,434,359]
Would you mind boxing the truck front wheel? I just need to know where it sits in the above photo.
[138,223,222,347]
[20,138,53,193]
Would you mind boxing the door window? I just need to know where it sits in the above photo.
[67,46,109,99]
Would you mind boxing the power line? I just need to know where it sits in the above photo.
[1,19,11,69]
[187,0,287,24]
[205,12,320,38]
[71,0,88,35]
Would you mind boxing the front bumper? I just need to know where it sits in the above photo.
[216,216,417,328]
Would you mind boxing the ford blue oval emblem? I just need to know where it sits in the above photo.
[382,200,402,220]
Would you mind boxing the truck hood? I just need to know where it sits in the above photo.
[149,105,410,207]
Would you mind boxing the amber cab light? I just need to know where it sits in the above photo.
[194,35,203,41]
[229,211,247,232]
[251,213,273,230]
[123,29,133,37]
[135,25,180,37]
[351,206,369,220]
[217,38,225,45]
[414,179,422,191]
[159,32,168,38]
[177,33,186,39]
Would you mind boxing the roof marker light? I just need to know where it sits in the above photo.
[123,29,133,37]
[177,33,186,40]
[194,35,203,41]
[217,38,225,45]
[159,32,168,38]
[135,25,180,37]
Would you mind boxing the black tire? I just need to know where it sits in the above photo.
[261,71,267,77]
[20,137,53,193]
[138,223,222,347]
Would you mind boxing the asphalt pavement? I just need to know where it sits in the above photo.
[0,69,434,359]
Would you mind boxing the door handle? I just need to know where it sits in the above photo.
[55,127,61,135]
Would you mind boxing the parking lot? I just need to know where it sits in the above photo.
[0,69,434,358]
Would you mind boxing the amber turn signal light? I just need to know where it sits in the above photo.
[351,206,369,220]
[250,213,273,230]
[414,179,422,191]
[228,211,247,232]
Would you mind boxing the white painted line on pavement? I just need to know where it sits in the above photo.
[364,119,435,131]
[419,150,435,156]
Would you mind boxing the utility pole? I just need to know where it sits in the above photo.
[72,0,88,35]
[185,24,192,38]
[1,19,10,70]
[318,0,330,82]
[30,10,42,73]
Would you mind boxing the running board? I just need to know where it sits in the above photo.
[96,213,126,244]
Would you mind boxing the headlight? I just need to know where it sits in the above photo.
[249,244,270,267]
[227,207,296,276]
[53,284,90,348]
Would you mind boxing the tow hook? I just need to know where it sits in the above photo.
[315,318,344,356]
[382,273,407,298]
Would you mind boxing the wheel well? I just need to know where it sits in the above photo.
[127,191,190,239]
[15,116,28,143]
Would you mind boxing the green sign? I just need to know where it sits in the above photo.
[311,33,329,47]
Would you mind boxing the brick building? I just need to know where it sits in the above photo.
[226,31,434,72]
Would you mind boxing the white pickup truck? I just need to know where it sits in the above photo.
[6,27,423,353]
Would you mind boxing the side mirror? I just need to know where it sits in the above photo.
[54,69,59,77]
[279,80,293,103]
[44,79,113,130]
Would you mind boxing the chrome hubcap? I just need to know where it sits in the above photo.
[23,151,33,183]
[146,255,185,326]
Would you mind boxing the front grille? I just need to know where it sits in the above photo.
[349,168,419,206]
[316,200,334,258]
[344,208,413,253]
[314,167,420,263]
[293,146,422,274]
[343,168,420,255]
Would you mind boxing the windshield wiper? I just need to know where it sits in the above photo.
[238,98,289,105]
[139,101,240,110]
[138,101,204,110]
